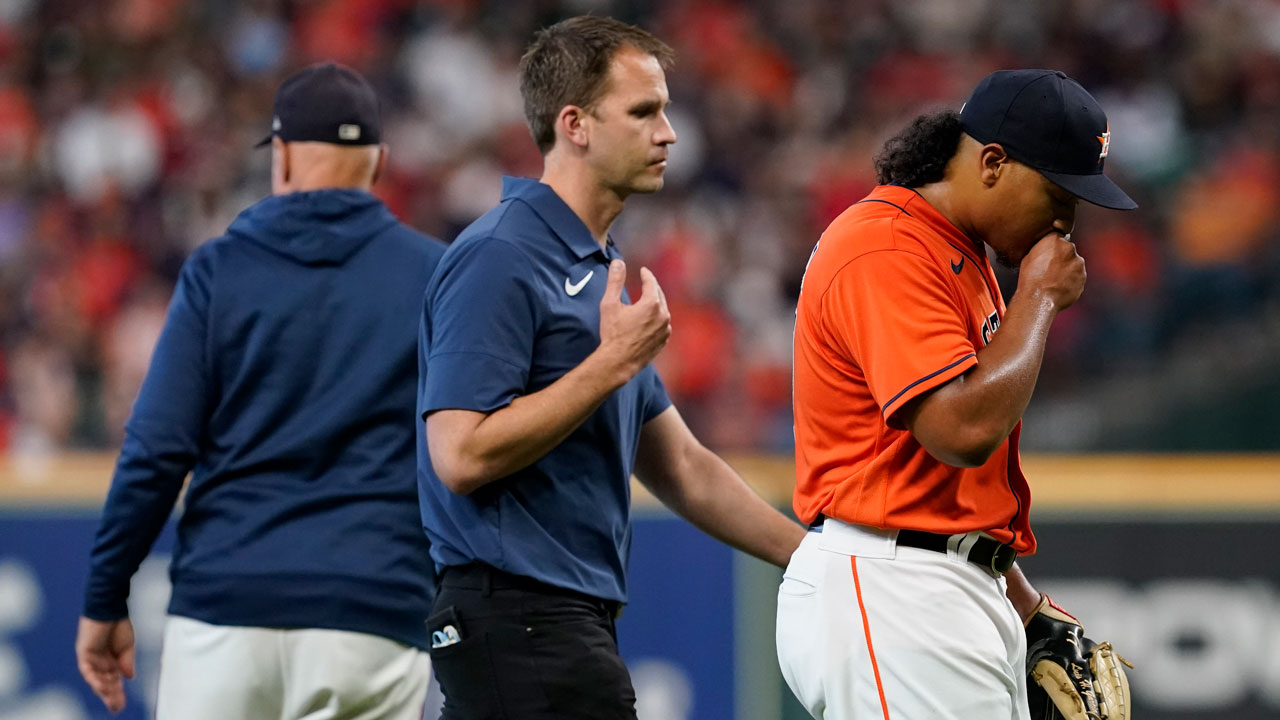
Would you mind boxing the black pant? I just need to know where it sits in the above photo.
[427,564,636,720]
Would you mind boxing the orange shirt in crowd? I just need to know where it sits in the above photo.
[792,185,1035,554]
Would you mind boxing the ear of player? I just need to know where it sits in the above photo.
[1024,594,1133,720]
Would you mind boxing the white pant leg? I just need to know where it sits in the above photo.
[155,616,285,720]
[421,672,444,720]
[777,522,1031,720]
[155,616,431,720]
[282,627,430,720]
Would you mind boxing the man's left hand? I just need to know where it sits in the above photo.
[1025,594,1132,720]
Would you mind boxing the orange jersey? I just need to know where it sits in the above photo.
[792,185,1035,554]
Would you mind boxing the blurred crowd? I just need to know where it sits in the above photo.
[2,0,1279,455]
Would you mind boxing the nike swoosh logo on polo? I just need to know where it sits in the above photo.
[951,258,965,274]
[565,271,594,296]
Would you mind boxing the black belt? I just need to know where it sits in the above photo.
[439,563,624,619]
[809,516,1018,575]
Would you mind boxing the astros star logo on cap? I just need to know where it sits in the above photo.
[958,69,1136,210]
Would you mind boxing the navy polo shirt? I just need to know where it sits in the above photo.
[417,176,671,603]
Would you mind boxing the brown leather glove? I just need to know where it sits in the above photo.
[1025,594,1132,720]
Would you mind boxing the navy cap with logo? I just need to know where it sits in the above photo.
[959,69,1136,210]
[256,63,381,147]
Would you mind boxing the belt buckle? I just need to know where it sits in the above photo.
[989,544,1017,575]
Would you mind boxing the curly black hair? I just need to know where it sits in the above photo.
[873,110,964,188]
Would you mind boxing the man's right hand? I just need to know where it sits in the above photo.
[597,259,671,379]
[428,259,672,494]
[75,615,136,714]
[1017,232,1086,312]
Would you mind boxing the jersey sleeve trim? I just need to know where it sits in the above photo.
[880,353,976,418]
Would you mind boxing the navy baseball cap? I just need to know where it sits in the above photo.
[256,63,381,147]
[959,69,1136,210]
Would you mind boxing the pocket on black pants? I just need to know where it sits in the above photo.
[526,610,636,720]
[429,611,503,720]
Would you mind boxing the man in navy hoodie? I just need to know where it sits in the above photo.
[75,63,446,719]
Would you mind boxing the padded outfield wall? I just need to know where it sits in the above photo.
[2,454,1278,720]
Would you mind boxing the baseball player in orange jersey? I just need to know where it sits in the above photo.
[777,70,1136,719]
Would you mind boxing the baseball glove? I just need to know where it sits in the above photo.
[1024,594,1133,720]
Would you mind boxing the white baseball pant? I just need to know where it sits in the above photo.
[776,518,1031,720]
[155,615,433,720]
